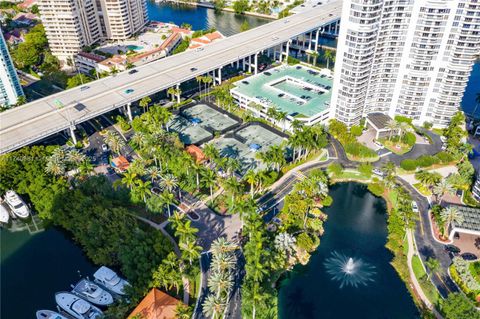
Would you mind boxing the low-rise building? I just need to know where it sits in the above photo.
[97,55,128,73]
[74,51,106,75]
[472,172,480,203]
[3,28,28,45]
[188,31,225,50]
[127,288,185,319]
[447,205,480,240]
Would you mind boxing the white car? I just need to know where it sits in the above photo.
[373,141,384,149]
[101,144,108,152]
[372,168,384,177]
[440,136,447,143]
[412,201,419,213]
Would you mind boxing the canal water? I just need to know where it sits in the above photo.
[461,62,480,118]
[278,183,419,319]
[146,2,271,36]
[1,227,96,318]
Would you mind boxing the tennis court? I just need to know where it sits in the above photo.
[168,103,239,145]
[210,124,286,174]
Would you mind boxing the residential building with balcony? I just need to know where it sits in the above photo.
[331,0,480,127]
[0,31,25,107]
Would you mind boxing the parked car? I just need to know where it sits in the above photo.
[444,244,461,254]
[372,168,384,177]
[455,189,463,197]
[411,201,419,213]
[100,155,109,165]
[461,253,478,261]
[440,136,447,143]
[106,167,115,175]
[101,144,108,152]
[373,140,384,149]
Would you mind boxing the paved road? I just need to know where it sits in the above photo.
[376,129,443,166]
[0,1,342,154]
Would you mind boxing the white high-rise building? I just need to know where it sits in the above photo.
[38,0,148,63]
[331,0,480,127]
[0,32,24,107]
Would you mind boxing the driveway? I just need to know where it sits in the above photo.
[376,129,443,166]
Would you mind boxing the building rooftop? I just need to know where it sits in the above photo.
[366,113,393,131]
[127,288,184,319]
[232,65,333,118]
[77,51,105,63]
[450,205,480,234]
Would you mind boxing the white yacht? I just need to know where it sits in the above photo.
[0,204,10,224]
[4,190,30,219]
[93,266,129,296]
[55,292,103,319]
[71,278,114,306]
[36,310,70,319]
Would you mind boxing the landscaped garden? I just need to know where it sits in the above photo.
[449,258,480,306]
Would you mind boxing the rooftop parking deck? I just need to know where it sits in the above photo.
[232,65,333,118]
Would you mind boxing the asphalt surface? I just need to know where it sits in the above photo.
[0,1,342,153]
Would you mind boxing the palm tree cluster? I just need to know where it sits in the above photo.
[440,206,464,238]
[256,144,286,172]
[415,170,454,203]
[196,75,214,99]
[45,148,93,178]
[170,212,202,265]
[104,130,126,156]
[279,169,329,238]
[288,124,328,162]
[385,119,412,143]
[167,86,182,103]
[202,238,238,319]
[266,107,288,131]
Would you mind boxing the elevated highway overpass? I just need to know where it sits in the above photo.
[0,0,341,154]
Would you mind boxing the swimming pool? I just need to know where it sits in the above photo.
[127,45,144,51]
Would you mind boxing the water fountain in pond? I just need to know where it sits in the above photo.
[324,251,376,288]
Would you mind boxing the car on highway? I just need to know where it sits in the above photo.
[461,253,478,261]
[411,201,419,213]
[101,144,108,152]
[190,67,198,72]
[124,88,134,94]
[80,86,90,91]
[128,69,138,75]
[195,47,204,52]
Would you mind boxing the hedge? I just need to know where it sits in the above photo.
[400,152,455,171]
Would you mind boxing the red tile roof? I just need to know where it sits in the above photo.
[128,289,184,319]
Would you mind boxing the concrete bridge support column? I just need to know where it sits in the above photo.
[69,125,77,145]
[284,40,291,63]
[176,83,181,103]
[254,53,258,75]
[308,32,313,51]
[242,57,246,71]
[236,58,240,69]
[126,102,133,122]
[248,55,252,73]
[215,67,222,85]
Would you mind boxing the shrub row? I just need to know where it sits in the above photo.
[400,151,455,171]
[344,142,378,158]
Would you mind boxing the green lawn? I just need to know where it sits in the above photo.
[380,139,413,155]
[411,255,441,305]
[334,170,371,181]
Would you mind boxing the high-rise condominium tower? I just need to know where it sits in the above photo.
[38,0,148,63]
[331,0,480,127]
[0,32,24,107]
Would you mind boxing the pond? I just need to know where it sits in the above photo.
[0,227,96,319]
[278,183,419,319]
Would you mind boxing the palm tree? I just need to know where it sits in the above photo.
[323,49,334,69]
[208,271,232,298]
[196,76,203,95]
[210,237,237,255]
[425,257,441,280]
[440,206,464,237]
[267,107,278,122]
[398,122,411,141]
[161,173,178,194]
[104,131,125,155]
[139,96,152,113]
[45,158,65,176]
[147,166,161,183]
[244,170,257,198]
[78,160,94,177]
[168,211,185,229]
[192,162,203,191]
[204,144,219,163]
[201,169,217,199]
[275,110,288,132]
[67,150,86,165]
[433,179,454,203]
[179,238,202,265]
[134,179,152,203]
[386,119,398,141]
[120,171,137,189]
[202,294,226,319]
[160,191,175,217]
[311,51,319,66]
[131,131,146,149]
[175,220,199,242]
[202,76,213,100]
